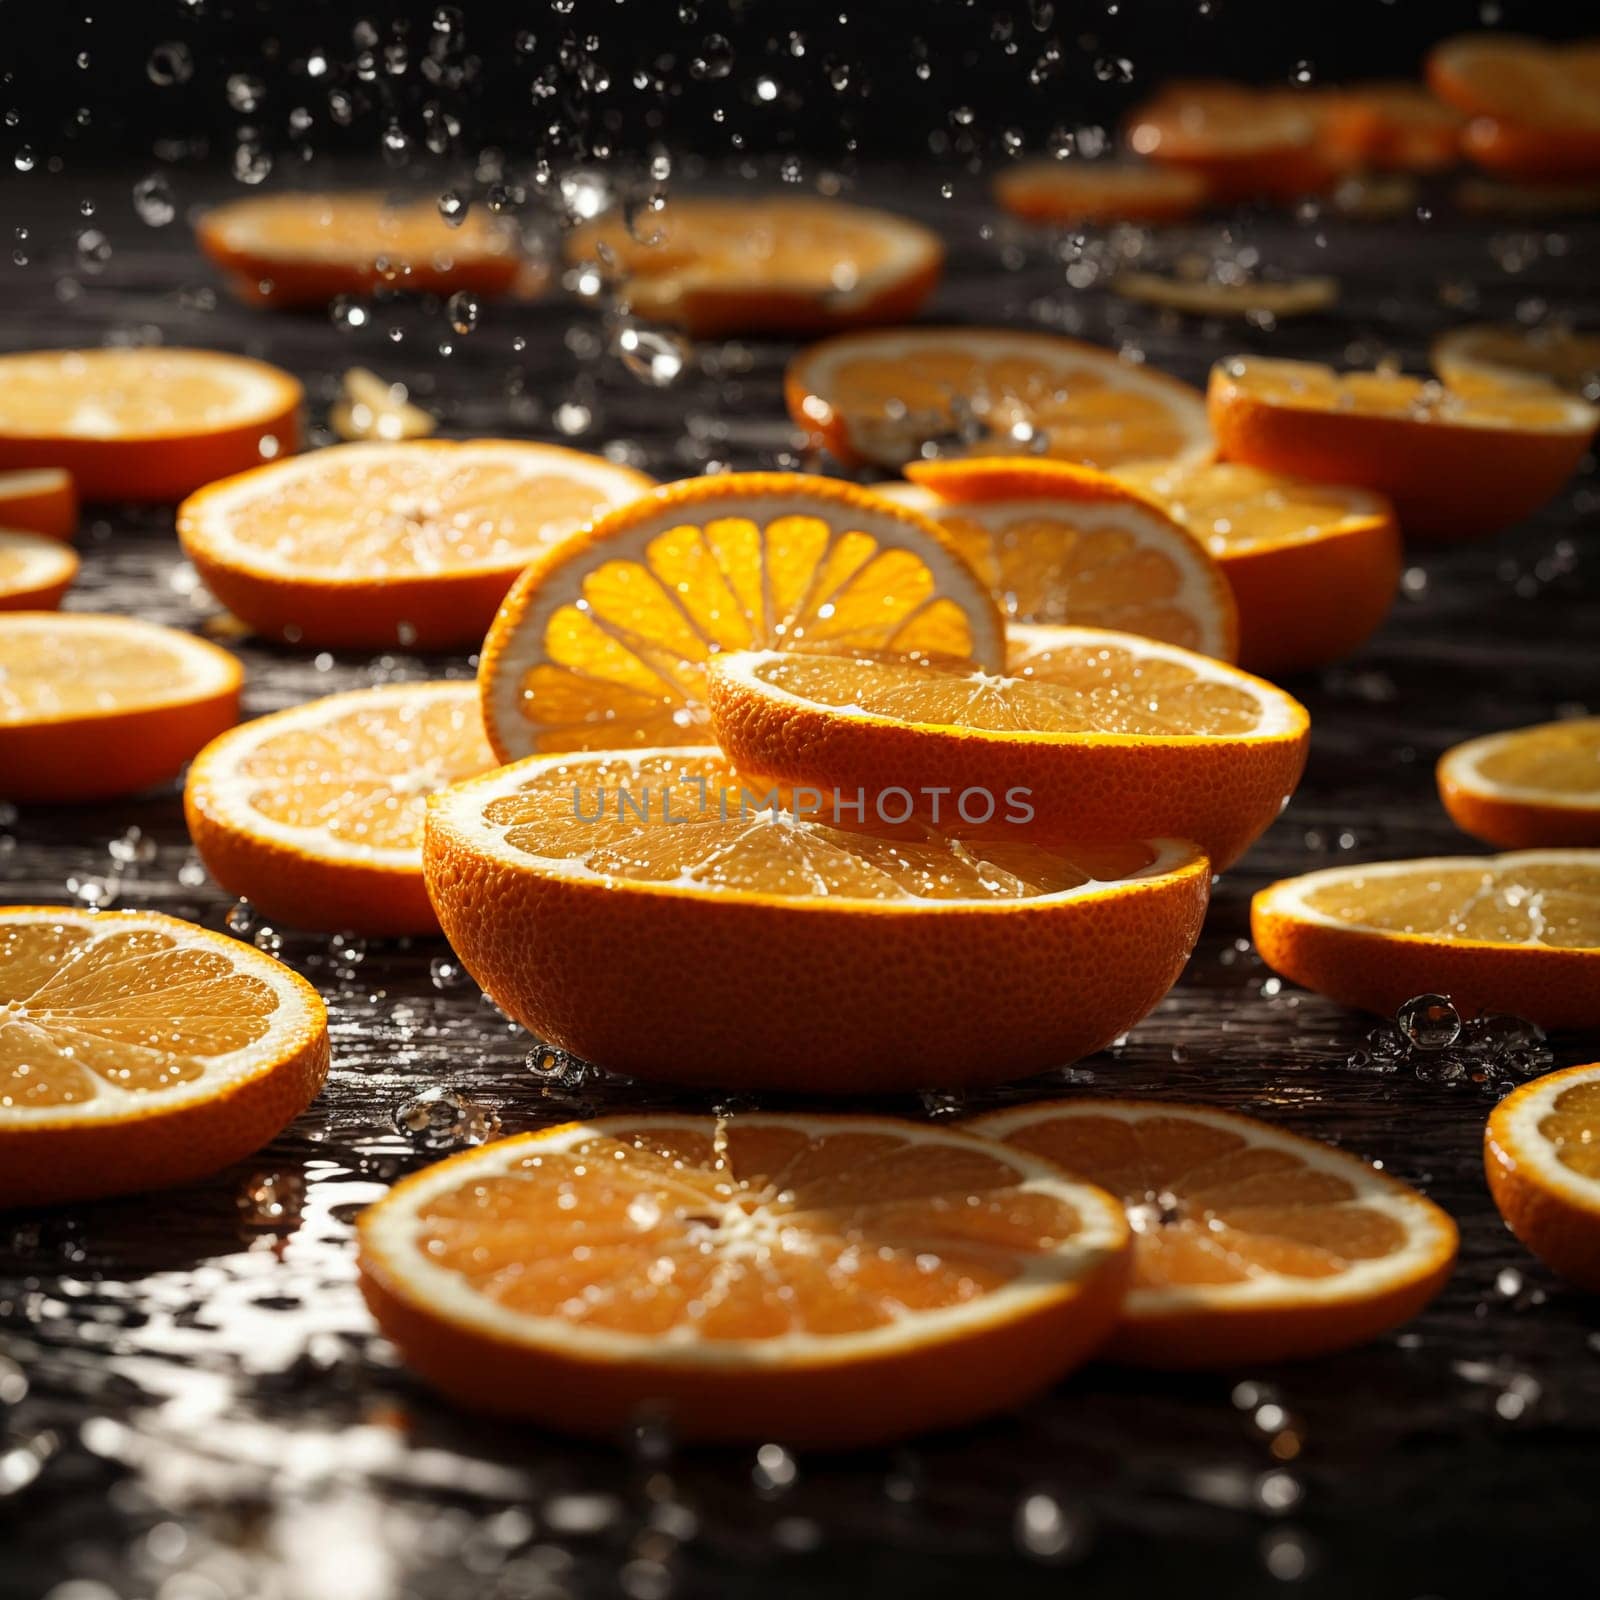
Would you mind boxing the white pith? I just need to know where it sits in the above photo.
[1493,1066,1600,1215]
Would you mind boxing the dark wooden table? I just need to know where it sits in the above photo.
[2,169,1598,1600]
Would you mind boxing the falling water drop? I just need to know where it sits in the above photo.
[132,173,176,227]
[393,1087,501,1152]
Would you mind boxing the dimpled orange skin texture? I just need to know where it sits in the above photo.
[423,801,1211,1092]
[1485,1064,1600,1293]
[1207,365,1597,542]
[0,909,330,1208]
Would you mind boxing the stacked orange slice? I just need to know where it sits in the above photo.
[0,531,78,611]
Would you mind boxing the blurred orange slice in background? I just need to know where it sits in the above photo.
[1431,324,1600,400]
[0,469,76,539]
[0,531,78,612]
[993,160,1209,224]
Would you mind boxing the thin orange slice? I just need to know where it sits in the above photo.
[478,472,1004,762]
[0,531,78,611]
[0,906,329,1207]
[706,624,1309,871]
[564,195,942,338]
[1438,718,1600,849]
[1252,850,1600,1027]
[1431,324,1600,402]
[177,440,654,651]
[0,613,241,804]
[1112,272,1338,320]
[1208,355,1598,540]
[1114,459,1401,675]
[0,469,76,539]
[1486,1062,1600,1292]
[1318,82,1465,173]
[424,748,1211,1089]
[970,1100,1457,1366]
[358,1113,1132,1444]
[196,192,524,309]
[876,458,1237,659]
[787,327,1214,472]
[1459,116,1600,182]
[1455,175,1600,215]
[0,349,303,504]
[185,682,496,936]
[993,160,1209,225]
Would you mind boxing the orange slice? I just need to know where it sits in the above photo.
[1318,82,1465,173]
[185,682,496,936]
[0,469,76,539]
[1252,850,1600,1027]
[1486,1062,1600,1292]
[1208,355,1598,540]
[1115,459,1402,675]
[1438,718,1600,849]
[876,458,1237,659]
[706,624,1310,871]
[0,349,302,504]
[478,472,1003,762]
[970,1099,1457,1366]
[1112,272,1338,320]
[177,440,654,651]
[564,195,942,338]
[0,613,241,804]
[358,1112,1131,1444]
[196,192,523,309]
[992,160,1210,225]
[787,327,1214,472]
[424,748,1211,1089]
[1431,324,1600,401]
[0,906,329,1207]
[0,531,78,611]
[1455,175,1600,215]
[1459,116,1600,182]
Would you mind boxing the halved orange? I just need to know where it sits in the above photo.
[785,327,1213,472]
[178,440,654,651]
[1432,324,1600,401]
[877,458,1237,659]
[993,160,1209,225]
[196,192,524,309]
[1486,1062,1600,1292]
[0,531,78,611]
[1438,718,1600,849]
[706,624,1309,871]
[1208,355,1598,540]
[478,472,1004,762]
[357,1113,1132,1444]
[0,906,329,1208]
[0,469,76,539]
[0,349,302,504]
[1252,850,1600,1027]
[1115,459,1402,675]
[1318,82,1465,173]
[564,195,942,338]
[0,612,241,804]
[185,682,496,936]
[424,748,1211,1089]
[970,1100,1457,1366]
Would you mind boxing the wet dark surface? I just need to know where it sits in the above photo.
[2,172,1599,1599]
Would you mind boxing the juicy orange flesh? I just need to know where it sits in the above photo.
[999,1114,1405,1288]
[412,1122,1088,1339]
[208,193,517,264]
[822,348,1198,467]
[519,513,983,751]
[1471,719,1600,798]
[0,922,277,1109]
[1218,356,1587,430]
[0,351,277,435]
[214,455,627,576]
[239,690,495,849]
[1540,1081,1600,1182]
[0,625,212,723]
[1436,327,1600,398]
[1298,862,1600,949]
[480,750,1164,902]
[1434,40,1600,130]
[1118,461,1382,552]
[748,638,1267,737]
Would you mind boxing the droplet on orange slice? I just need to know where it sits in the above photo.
[0,612,241,804]
[0,531,78,612]
[0,468,76,539]
[0,906,329,1207]
[424,747,1211,1089]
[970,1099,1457,1366]
[1438,718,1600,849]
[993,160,1209,225]
[177,439,654,651]
[185,682,496,935]
[1252,850,1600,1027]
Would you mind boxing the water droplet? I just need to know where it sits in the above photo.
[527,1045,588,1089]
[328,932,367,979]
[1015,1490,1088,1562]
[232,133,272,186]
[446,290,479,334]
[225,899,257,936]
[75,229,111,274]
[107,826,158,867]
[253,925,283,956]
[429,955,469,990]
[690,34,733,80]
[65,873,119,910]
[132,173,176,227]
[393,1086,501,1152]
[381,120,411,167]
[330,295,369,331]
[13,147,34,174]
[147,42,194,86]
[753,1442,797,1494]
[237,1170,305,1229]
[1396,994,1461,1050]
[226,73,264,113]
[614,323,687,386]
[437,189,468,227]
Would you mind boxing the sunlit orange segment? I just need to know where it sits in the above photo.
[0,531,78,611]
[993,160,1209,224]
[970,1100,1457,1366]
[1438,718,1600,849]
[0,906,329,1207]
[0,469,76,539]
[196,192,524,308]
[565,195,942,337]
[358,1112,1132,1442]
